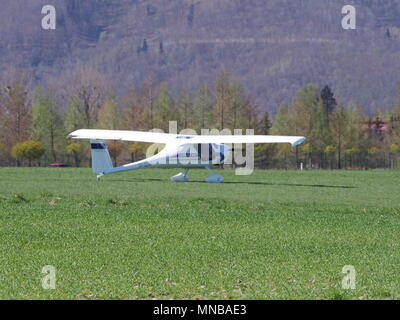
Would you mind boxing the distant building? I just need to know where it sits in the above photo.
[362,118,389,141]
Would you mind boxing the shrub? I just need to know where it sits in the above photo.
[11,141,46,166]
[368,147,379,155]
[390,144,400,155]
[324,145,337,154]
[66,143,82,154]
[302,143,313,154]
[345,147,360,155]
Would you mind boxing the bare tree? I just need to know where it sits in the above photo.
[0,68,32,159]
[141,75,158,130]
[59,67,111,128]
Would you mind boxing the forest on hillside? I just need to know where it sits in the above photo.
[2,0,400,114]
[1,67,400,170]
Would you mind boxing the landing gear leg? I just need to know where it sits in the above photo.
[170,169,189,182]
[204,167,224,183]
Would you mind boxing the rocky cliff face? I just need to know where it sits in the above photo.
[2,0,400,113]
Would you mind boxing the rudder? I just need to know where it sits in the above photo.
[90,140,113,174]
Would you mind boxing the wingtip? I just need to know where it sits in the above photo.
[67,129,86,139]
[66,131,77,139]
[292,137,306,147]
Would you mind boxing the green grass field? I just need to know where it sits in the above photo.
[0,167,399,300]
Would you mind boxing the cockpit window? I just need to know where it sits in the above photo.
[178,144,219,162]
[198,144,214,161]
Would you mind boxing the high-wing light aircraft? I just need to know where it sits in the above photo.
[68,129,306,183]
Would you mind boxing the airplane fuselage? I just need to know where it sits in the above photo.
[70,128,306,183]
[102,142,230,175]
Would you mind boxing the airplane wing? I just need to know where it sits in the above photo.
[187,135,306,147]
[68,129,305,147]
[68,129,179,144]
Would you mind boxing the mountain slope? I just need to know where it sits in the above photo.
[2,0,400,113]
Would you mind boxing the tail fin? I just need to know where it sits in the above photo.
[90,140,113,174]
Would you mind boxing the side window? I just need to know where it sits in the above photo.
[178,145,189,157]
[197,144,214,161]
[183,144,198,157]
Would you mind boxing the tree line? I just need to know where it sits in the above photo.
[0,67,400,170]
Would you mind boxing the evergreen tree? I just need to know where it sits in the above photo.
[123,85,144,130]
[64,99,87,167]
[141,76,157,129]
[321,85,337,115]
[388,84,400,145]
[271,104,294,168]
[346,106,365,168]
[214,70,230,129]
[154,83,174,131]
[330,106,348,169]
[229,80,245,129]
[241,95,259,130]
[271,104,291,135]
[187,3,195,27]
[291,85,321,137]
[31,89,64,163]
[177,87,192,129]
[98,96,122,130]
[193,83,214,130]
[261,111,273,135]
[258,111,273,168]
[65,99,86,133]
[97,97,123,166]
[314,100,333,168]
[290,85,327,167]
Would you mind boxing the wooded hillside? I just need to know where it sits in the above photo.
[2,0,400,113]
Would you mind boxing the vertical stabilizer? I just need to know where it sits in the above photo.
[90,140,113,174]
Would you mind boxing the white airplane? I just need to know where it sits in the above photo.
[68,129,306,183]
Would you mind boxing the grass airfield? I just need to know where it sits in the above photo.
[0,167,399,300]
